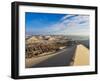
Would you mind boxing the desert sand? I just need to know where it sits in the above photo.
[73,44,89,66]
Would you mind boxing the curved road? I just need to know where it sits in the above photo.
[32,45,77,68]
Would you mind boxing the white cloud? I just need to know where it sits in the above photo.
[60,14,74,21]
[45,14,90,36]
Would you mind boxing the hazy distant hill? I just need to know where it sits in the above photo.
[26,36,40,44]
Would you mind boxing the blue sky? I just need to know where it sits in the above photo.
[25,12,89,36]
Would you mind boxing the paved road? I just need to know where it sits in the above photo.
[32,45,77,68]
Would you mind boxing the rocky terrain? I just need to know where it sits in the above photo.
[25,35,74,58]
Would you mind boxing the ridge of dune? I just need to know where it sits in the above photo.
[73,44,89,66]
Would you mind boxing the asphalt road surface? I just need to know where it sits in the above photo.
[32,45,77,68]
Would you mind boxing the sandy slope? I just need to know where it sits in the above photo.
[73,44,89,66]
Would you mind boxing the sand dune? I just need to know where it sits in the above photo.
[73,44,89,66]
